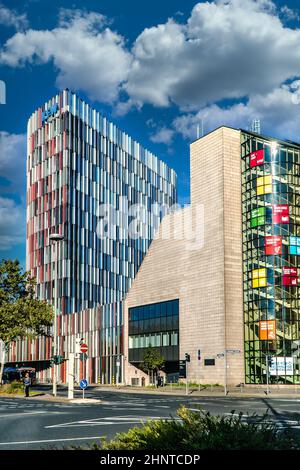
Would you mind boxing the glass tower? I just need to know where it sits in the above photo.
[242,130,300,384]
[23,89,177,383]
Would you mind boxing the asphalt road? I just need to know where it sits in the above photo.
[1,388,300,449]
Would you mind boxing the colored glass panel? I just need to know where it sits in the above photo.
[265,236,282,255]
[251,207,265,227]
[272,204,289,224]
[259,320,276,340]
[250,149,264,168]
[282,267,298,286]
[257,175,272,195]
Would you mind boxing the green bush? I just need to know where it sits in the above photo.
[0,381,24,394]
[91,406,300,451]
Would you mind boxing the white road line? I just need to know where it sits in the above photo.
[0,436,106,446]
[224,413,249,418]
[45,415,174,429]
[0,411,48,418]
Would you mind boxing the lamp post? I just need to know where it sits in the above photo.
[49,233,64,397]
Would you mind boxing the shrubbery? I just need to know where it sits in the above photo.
[88,406,300,451]
[0,381,24,394]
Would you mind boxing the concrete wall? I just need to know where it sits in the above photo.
[124,127,245,386]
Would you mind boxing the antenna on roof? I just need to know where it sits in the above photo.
[250,119,261,134]
[196,119,204,139]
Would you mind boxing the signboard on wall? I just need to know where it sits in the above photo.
[42,103,59,124]
[282,267,298,286]
[272,204,289,224]
[259,320,276,340]
[265,236,282,255]
[270,357,293,376]
[250,149,264,168]
[204,359,215,366]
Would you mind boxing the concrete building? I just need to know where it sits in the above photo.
[124,126,300,387]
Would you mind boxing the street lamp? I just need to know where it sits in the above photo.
[49,232,64,397]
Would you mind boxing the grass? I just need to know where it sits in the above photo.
[0,381,39,397]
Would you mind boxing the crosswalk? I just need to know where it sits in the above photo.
[0,399,73,411]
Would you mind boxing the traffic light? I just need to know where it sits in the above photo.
[56,355,64,365]
[50,355,65,366]
[185,353,191,362]
[267,355,273,367]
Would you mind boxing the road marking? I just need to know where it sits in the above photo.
[0,436,106,446]
[45,415,175,429]
[0,411,48,418]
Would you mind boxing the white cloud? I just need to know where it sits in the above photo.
[0,196,25,250]
[0,131,27,193]
[125,0,300,110]
[0,9,132,104]
[2,0,300,139]
[280,5,299,22]
[0,3,28,30]
[149,127,175,145]
[173,81,300,142]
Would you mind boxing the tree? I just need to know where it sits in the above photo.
[0,259,53,384]
[141,347,165,384]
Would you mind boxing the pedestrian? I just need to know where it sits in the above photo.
[23,372,31,398]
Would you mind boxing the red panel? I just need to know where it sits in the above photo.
[282,267,298,285]
[38,108,42,128]
[265,235,282,255]
[250,149,264,168]
[272,204,289,224]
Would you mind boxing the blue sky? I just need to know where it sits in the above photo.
[1,0,300,266]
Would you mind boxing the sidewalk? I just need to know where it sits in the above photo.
[91,384,300,399]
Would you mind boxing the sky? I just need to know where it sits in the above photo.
[1,0,300,266]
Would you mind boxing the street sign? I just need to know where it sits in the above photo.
[80,343,88,353]
[80,379,88,390]
[226,349,241,354]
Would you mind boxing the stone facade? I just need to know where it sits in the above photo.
[124,126,245,386]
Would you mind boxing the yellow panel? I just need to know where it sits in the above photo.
[252,269,259,279]
[264,185,272,194]
[257,186,264,195]
[252,279,259,288]
[258,278,267,287]
[258,268,267,278]
[257,177,264,187]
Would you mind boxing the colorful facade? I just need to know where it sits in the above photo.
[242,132,300,384]
[7,89,177,384]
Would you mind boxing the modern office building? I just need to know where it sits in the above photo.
[124,126,300,387]
[6,89,177,384]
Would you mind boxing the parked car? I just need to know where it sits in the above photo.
[2,367,36,385]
